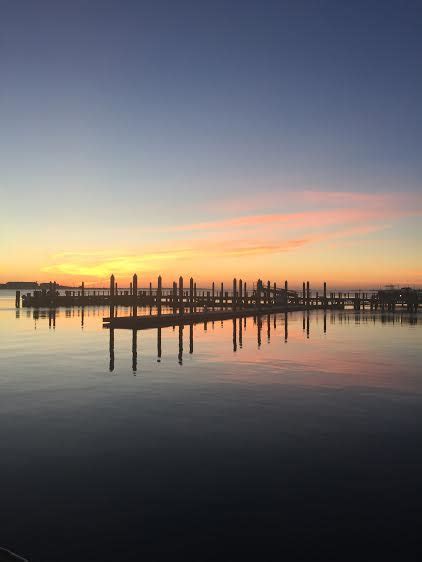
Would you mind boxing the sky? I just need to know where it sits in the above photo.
[1,0,421,288]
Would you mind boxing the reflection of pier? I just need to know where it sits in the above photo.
[107,311,418,373]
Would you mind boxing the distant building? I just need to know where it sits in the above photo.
[0,281,39,290]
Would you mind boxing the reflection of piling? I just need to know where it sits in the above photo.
[257,315,262,348]
[324,311,327,333]
[306,311,310,338]
[157,327,162,360]
[178,325,183,364]
[109,328,115,372]
[132,329,137,373]
[239,317,243,348]
[284,312,288,342]
[189,323,193,354]
[15,291,20,308]
[233,318,237,352]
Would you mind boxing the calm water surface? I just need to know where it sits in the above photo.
[0,291,421,560]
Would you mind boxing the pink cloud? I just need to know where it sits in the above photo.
[160,207,418,234]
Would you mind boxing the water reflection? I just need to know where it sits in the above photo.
[106,311,419,373]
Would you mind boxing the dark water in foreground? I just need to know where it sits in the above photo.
[0,291,421,560]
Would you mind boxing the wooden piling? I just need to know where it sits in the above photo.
[110,274,115,320]
[179,277,184,315]
[132,273,138,317]
[256,279,262,310]
[233,278,237,310]
[157,276,162,315]
[189,277,194,313]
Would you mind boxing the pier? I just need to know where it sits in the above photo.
[17,275,420,330]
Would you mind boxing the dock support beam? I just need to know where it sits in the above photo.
[157,276,162,316]
[132,273,138,317]
[178,277,184,315]
[110,274,115,320]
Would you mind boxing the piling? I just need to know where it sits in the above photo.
[110,274,115,319]
[233,278,237,310]
[157,276,162,316]
[179,277,184,315]
[132,273,138,317]
[189,278,194,313]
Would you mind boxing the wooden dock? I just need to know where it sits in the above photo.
[17,275,420,327]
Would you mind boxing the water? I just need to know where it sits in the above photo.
[0,291,421,560]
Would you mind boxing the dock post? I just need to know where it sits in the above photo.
[244,281,247,305]
[194,282,197,311]
[212,282,215,310]
[15,290,20,308]
[273,282,276,305]
[233,278,237,310]
[172,282,177,313]
[130,282,133,296]
[302,282,306,307]
[157,276,162,316]
[110,274,115,320]
[256,279,262,310]
[306,281,310,308]
[189,277,194,314]
[179,277,184,315]
[132,273,138,317]
[81,281,85,301]
[266,280,270,305]
[220,282,224,309]
[284,280,288,308]
[323,282,327,308]
[239,278,243,308]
